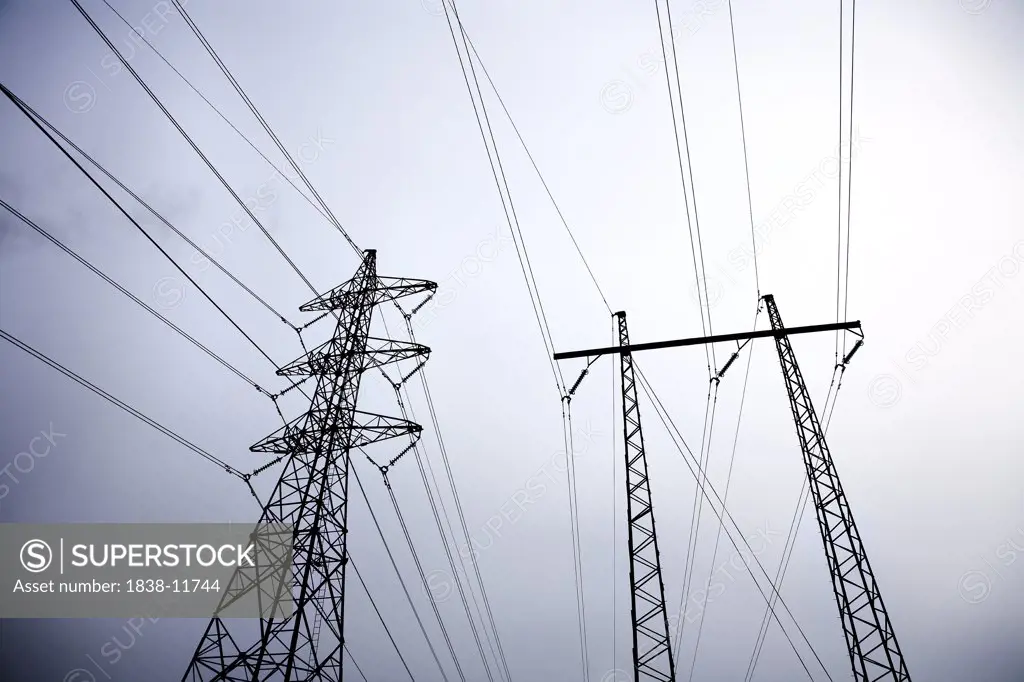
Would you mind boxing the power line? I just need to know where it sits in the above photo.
[654,0,716,375]
[685,310,760,680]
[68,0,322,296]
[459,32,612,315]
[0,196,263,393]
[164,0,361,256]
[351,461,455,682]
[394,336,514,682]
[385,377,499,682]
[726,0,760,299]
[0,327,246,479]
[842,0,857,358]
[384,473,469,682]
[96,0,344,238]
[440,0,565,397]
[2,86,298,332]
[348,556,417,681]
[439,3,590,676]
[0,80,284,371]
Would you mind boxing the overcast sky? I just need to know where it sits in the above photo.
[1,0,1022,680]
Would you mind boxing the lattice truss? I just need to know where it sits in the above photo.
[183,250,435,682]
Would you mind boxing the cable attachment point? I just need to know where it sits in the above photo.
[569,368,588,396]
[841,339,863,366]
[384,436,420,471]
[715,350,740,382]
[564,355,600,402]
[410,292,435,316]
[250,455,284,478]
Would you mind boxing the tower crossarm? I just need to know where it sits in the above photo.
[276,337,430,377]
[299,273,436,312]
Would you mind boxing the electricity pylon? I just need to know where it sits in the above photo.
[762,294,911,681]
[555,301,916,681]
[183,249,435,681]
[616,311,676,682]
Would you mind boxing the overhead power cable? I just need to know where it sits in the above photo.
[69,0,322,296]
[440,0,565,397]
[835,0,858,360]
[653,0,716,376]
[439,4,590,677]
[459,32,611,314]
[842,0,857,358]
[0,197,262,393]
[97,0,345,242]
[0,327,246,479]
[726,0,760,298]
[1,86,297,331]
[404,316,515,682]
[0,80,284,371]
[684,309,760,679]
[383,473,469,682]
[351,461,454,682]
[383,377,499,682]
[164,0,361,256]
[348,556,417,681]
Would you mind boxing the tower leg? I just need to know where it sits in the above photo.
[762,295,910,682]
[616,311,676,682]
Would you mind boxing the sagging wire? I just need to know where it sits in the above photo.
[560,362,596,682]
[392,302,515,682]
[377,364,500,682]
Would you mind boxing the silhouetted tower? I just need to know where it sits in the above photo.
[183,250,435,681]
[616,311,676,682]
[762,294,911,682]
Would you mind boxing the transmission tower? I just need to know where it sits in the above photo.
[762,294,911,682]
[556,300,916,680]
[616,311,676,682]
[183,249,435,681]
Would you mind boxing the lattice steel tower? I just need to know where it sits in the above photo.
[616,311,676,682]
[183,250,435,681]
[763,294,911,682]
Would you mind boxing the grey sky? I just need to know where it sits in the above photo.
[1,0,1022,680]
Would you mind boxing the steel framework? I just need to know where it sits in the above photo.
[763,294,911,682]
[616,311,676,682]
[183,250,435,681]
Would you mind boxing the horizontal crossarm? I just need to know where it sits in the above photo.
[553,320,862,361]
